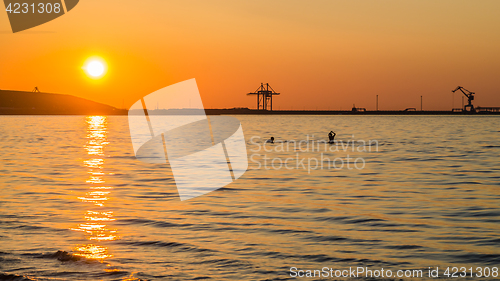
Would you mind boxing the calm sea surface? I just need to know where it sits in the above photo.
[0,116,499,280]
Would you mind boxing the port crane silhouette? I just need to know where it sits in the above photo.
[247,83,280,111]
[452,86,475,112]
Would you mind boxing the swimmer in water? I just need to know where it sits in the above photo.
[266,137,275,144]
[328,131,336,143]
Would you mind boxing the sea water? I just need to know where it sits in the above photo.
[0,115,499,280]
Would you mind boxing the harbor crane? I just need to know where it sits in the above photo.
[452,86,475,112]
[247,83,280,111]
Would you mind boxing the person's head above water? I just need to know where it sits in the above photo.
[265,137,275,143]
[328,131,336,142]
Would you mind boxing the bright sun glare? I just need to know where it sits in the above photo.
[84,59,106,78]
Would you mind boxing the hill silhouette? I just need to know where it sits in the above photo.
[0,90,125,115]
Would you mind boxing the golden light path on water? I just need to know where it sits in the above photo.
[70,116,118,260]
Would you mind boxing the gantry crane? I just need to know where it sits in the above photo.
[247,83,280,111]
[452,86,475,112]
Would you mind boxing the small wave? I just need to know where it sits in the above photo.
[106,155,137,159]
[23,250,87,262]
[384,244,424,250]
[266,228,312,235]
[6,225,50,231]
[117,240,216,254]
[193,258,252,269]
[254,250,405,266]
[118,218,192,229]
[454,253,500,265]
[477,238,500,246]
[0,273,36,281]
[135,178,174,182]
[305,235,384,244]
[445,210,500,218]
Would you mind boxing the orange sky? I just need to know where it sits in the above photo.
[1,0,499,110]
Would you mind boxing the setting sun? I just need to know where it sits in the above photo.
[84,59,106,78]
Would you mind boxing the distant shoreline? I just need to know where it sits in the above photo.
[203,109,500,116]
[1,109,500,116]
[1,90,499,116]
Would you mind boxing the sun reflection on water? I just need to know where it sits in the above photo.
[73,244,112,260]
[71,116,118,260]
